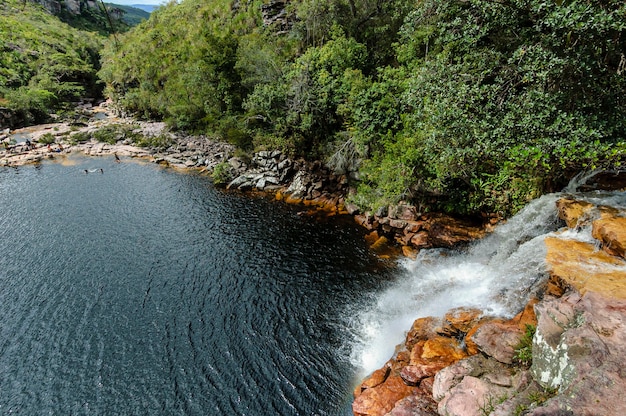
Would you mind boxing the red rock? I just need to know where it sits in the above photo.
[400,363,447,386]
[410,231,431,248]
[530,291,626,415]
[389,203,419,221]
[352,375,417,416]
[426,216,485,248]
[432,355,488,401]
[389,219,408,229]
[471,321,523,364]
[405,220,425,233]
[386,391,438,416]
[420,376,435,395]
[437,375,509,416]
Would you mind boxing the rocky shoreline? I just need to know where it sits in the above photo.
[1,102,490,257]
[3,105,626,416]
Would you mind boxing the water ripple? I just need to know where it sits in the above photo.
[0,157,393,415]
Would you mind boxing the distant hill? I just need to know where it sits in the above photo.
[0,0,104,127]
[129,4,159,13]
[106,3,151,26]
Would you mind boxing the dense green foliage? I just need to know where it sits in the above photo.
[100,0,626,215]
[0,0,104,124]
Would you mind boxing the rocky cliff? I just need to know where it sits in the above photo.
[31,0,100,16]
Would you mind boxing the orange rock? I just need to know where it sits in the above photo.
[284,194,303,205]
[352,375,417,416]
[545,274,568,297]
[420,336,467,364]
[409,341,426,365]
[404,220,425,233]
[556,198,594,228]
[545,237,626,299]
[402,245,418,259]
[405,317,440,350]
[592,214,626,259]
[426,215,486,247]
[355,366,391,397]
[370,236,390,253]
[443,307,483,334]
[393,350,411,370]
[410,231,430,248]
[364,231,380,246]
[508,297,538,330]
[464,324,481,356]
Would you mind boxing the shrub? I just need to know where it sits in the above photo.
[210,161,233,186]
[513,324,536,367]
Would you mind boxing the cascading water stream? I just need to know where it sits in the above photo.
[349,175,626,376]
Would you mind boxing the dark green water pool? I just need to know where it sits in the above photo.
[0,155,395,415]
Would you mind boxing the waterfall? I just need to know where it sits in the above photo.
[349,191,585,375]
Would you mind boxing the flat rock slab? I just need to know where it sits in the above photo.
[545,236,626,299]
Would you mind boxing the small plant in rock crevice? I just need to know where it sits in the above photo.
[513,324,536,367]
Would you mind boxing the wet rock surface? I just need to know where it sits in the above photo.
[354,194,626,416]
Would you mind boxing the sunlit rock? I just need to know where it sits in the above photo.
[442,307,483,335]
[555,197,594,228]
[405,317,441,351]
[420,336,467,365]
[352,375,417,416]
[592,213,626,259]
[545,237,626,299]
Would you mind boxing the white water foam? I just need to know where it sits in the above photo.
[349,193,564,375]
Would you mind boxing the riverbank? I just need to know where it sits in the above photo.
[4,106,626,416]
[1,102,491,258]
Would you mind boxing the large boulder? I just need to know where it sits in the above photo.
[529,291,626,415]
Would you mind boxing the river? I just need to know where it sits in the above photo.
[0,155,397,415]
[3,153,621,415]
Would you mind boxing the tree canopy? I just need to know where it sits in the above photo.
[100,0,626,215]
